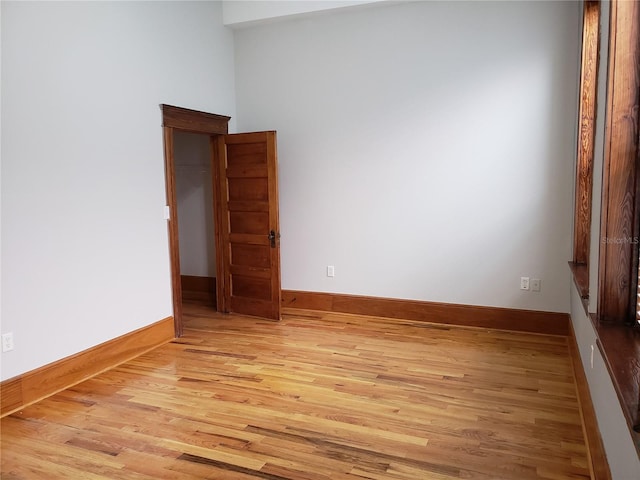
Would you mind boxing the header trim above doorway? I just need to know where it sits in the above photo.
[161,104,231,135]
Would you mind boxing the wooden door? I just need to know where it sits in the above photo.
[215,132,281,320]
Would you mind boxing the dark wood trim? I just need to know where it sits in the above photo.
[282,290,569,336]
[1,378,22,416]
[181,275,216,293]
[594,321,640,453]
[570,261,591,319]
[568,319,612,480]
[266,132,282,320]
[181,275,216,305]
[573,1,601,269]
[160,105,230,335]
[0,316,174,418]
[161,104,230,135]
[163,126,183,337]
[635,125,640,325]
[597,0,640,324]
[211,136,227,313]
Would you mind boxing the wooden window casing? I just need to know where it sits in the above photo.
[590,0,640,453]
[572,0,601,293]
[570,1,601,306]
[637,254,640,325]
[597,0,640,326]
[570,0,640,454]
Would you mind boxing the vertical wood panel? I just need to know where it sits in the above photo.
[212,135,227,313]
[573,1,601,270]
[637,255,640,323]
[267,132,282,320]
[598,0,640,323]
[163,126,183,337]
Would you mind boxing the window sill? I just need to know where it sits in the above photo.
[569,261,590,301]
[593,318,640,455]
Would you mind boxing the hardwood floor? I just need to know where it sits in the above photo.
[1,301,590,479]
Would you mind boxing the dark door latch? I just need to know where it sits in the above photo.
[268,230,280,248]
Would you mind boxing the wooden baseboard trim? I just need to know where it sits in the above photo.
[181,275,216,304]
[181,275,215,293]
[568,318,612,480]
[282,290,569,335]
[0,316,175,418]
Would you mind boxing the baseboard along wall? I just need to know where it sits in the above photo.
[181,275,216,305]
[0,316,174,418]
[282,290,570,335]
[567,319,612,480]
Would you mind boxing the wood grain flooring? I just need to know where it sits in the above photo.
[0,301,590,479]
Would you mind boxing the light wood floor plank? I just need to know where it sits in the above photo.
[1,302,590,479]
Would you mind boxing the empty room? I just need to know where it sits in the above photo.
[1,1,639,479]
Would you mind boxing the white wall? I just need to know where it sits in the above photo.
[234,0,581,314]
[570,285,640,479]
[174,131,216,277]
[0,1,235,381]
[222,0,387,28]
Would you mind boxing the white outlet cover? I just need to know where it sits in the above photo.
[2,333,14,352]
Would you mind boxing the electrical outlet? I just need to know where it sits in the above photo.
[531,278,541,292]
[327,265,335,277]
[520,277,530,290]
[2,333,14,352]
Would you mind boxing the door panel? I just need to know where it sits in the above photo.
[233,276,272,300]
[231,244,271,268]
[216,131,281,320]
[228,178,268,201]
[229,212,269,234]
[227,142,267,163]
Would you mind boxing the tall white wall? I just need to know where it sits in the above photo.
[234,0,581,314]
[0,1,235,381]
[174,131,216,278]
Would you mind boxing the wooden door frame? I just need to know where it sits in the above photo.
[161,104,230,336]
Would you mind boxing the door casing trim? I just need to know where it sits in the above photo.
[161,104,230,336]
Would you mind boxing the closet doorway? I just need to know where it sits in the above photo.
[174,131,217,307]
[161,105,282,337]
